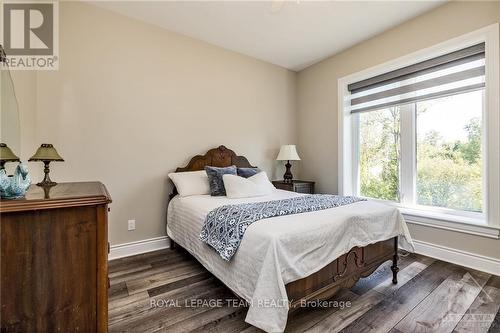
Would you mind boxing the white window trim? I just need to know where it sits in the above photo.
[338,24,500,238]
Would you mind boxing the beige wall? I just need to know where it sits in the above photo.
[297,1,500,258]
[10,71,37,163]
[17,2,297,245]
[11,1,499,259]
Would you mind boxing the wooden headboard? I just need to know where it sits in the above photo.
[175,145,256,172]
[169,146,256,198]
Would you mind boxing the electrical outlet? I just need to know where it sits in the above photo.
[128,219,136,231]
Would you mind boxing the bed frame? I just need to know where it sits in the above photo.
[168,145,399,308]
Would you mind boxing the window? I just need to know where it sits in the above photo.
[359,106,401,202]
[416,91,483,213]
[339,25,500,233]
[357,90,484,216]
[351,43,485,219]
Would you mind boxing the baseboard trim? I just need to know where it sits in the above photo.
[109,236,170,261]
[108,236,499,276]
[413,239,500,276]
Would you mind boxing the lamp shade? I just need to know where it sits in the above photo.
[276,145,301,161]
[29,144,64,162]
[0,143,20,162]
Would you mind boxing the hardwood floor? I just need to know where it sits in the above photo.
[108,248,500,333]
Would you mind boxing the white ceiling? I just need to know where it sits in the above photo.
[92,1,446,71]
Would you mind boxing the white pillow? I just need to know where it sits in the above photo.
[168,170,210,197]
[223,171,275,199]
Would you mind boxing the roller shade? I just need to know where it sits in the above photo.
[349,43,485,114]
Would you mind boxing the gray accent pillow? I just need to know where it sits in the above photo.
[237,167,261,178]
[205,165,237,196]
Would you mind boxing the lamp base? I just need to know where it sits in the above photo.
[283,160,293,183]
[36,161,57,187]
[37,181,57,187]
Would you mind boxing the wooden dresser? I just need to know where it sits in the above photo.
[0,182,111,332]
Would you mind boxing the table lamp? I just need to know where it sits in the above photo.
[0,143,20,171]
[29,144,64,186]
[276,145,301,183]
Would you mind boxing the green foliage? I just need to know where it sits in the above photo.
[359,107,482,213]
[359,107,400,202]
[457,118,481,164]
[416,116,482,212]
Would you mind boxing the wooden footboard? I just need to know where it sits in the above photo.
[286,237,398,308]
[170,236,399,308]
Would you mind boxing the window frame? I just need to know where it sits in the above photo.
[338,24,500,238]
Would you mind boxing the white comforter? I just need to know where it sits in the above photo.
[166,190,413,332]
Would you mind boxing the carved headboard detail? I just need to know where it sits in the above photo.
[169,146,256,199]
[175,145,256,172]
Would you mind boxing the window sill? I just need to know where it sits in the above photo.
[400,207,500,239]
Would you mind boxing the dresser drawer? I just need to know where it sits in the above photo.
[273,182,294,191]
[293,183,314,194]
[272,180,315,194]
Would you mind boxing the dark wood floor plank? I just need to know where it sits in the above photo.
[303,289,384,333]
[487,309,500,333]
[395,269,490,333]
[336,261,462,333]
[110,276,224,329]
[190,308,251,333]
[111,285,231,332]
[239,327,262,333]
[107,249,493,333]
[108,281,129,302]
[373,256,435,296]
[108,249,171,271]
[453,275,500,333]
[486,275,500,289]
[350,252,419,295]
[125,263,204,294]
[110,276,219,325]
[148,251,194,268]
[109,263,153,279]
[284,289,358,332]
[303,259,435,333]
[389,328,405,333]
[147,271,211,297]
[108,291,151,326]
[111,259,200,287]
[161,303,246,333]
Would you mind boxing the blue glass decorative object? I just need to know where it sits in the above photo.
[0,163,31,199]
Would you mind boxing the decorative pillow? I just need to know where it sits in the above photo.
[205,165,237,196]
[168,170,210,197]
[223,171,275,199]
[237,167,262,178]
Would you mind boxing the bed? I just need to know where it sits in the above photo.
[166,146,414,332]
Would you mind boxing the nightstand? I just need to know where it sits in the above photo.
[272,180,315,194]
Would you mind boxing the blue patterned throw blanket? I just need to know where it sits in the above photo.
[200,194,366,261]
